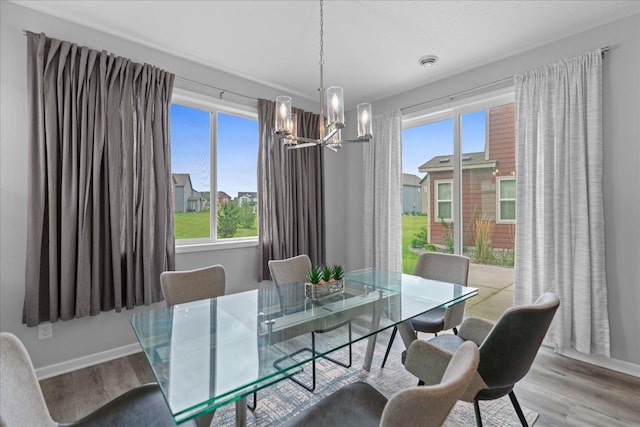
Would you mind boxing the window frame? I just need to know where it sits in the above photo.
[171,88,259,252]
[402,87,515,254]
[435,180,454,222]
[496,176,516,224]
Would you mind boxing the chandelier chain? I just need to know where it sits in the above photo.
[319,0,324,66]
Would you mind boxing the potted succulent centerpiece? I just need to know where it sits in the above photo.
[305,264,346,299]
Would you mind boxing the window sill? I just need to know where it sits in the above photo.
[175,238,258,254]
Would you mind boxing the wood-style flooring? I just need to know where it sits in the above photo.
[39,347,640,426]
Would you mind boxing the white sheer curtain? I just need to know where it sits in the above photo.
[363,111,402,271]
[514,49,610,357]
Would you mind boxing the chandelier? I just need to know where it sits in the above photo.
[274,0,373,151]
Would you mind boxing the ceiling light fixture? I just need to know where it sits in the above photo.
[418,55,439,69]
[274,0,373,151]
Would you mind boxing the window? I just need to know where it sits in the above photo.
[497,177,516,223]
[170,89,258,246]
[435,180,453,221]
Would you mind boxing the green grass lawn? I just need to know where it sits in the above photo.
[402,215,429,273]
[174,211,257,239]
[175,211,421,271]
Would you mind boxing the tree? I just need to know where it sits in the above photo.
[217,201,240,238]
[238,200,256,228]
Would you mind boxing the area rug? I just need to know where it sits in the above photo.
[214,332,538,426]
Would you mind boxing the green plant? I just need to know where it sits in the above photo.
[321,265,333,282]
[474,216,495,264]
[439,218,454,254]
[331,265,344,281]
[410,226,428,249]
[425,243,437,252]
[307,266,321,284]
[217,201,240,238]
[238,200,256,228]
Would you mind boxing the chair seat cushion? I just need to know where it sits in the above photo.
[410,307,446,333]
[283,382,387,427]
[64,383,198,427]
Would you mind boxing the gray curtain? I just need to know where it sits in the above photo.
[514,49,610,357]
[257,99,325,280]
[24,32,175,326]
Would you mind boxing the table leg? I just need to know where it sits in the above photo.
[235,397,247,427]
[363,291,383,371]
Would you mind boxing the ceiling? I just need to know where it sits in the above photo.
[13,1,640,108]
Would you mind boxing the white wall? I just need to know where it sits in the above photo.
[326,14,640,367]
[0,2,316,370]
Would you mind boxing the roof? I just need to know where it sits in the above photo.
[418,152,496,173]
[172,173,191,187]
[238,192,258,198]
[217,191,231,199]
[402,173,421,186]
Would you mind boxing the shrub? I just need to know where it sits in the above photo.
[474,216,495,264]
[410,226,428,249]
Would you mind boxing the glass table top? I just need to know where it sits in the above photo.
[130,268,477,424]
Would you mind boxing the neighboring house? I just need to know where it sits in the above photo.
[172,173,207,212]
[237,192,258,207]
[419,104,515,249]
[402,173,424,214]
[217,191,232,205]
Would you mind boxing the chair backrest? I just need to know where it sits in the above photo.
[413,252,470,329]
[0,332,57,427]
[380,341,479,427]
[160,265,226,306]
[268,255,312,286]
[478,292,559,389]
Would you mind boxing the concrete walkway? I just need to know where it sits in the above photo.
[465,263,515,321]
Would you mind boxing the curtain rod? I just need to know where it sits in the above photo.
[21,29,258,103]
[21,30,607,108]
[401,45,610,113]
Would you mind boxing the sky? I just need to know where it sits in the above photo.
[402,110,486,178]
[171,105,486,196]
[170,104,258,198]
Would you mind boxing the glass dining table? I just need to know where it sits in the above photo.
[129,268,477,426]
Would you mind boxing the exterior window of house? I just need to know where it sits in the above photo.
[497,177,516,223]
[435,180,453,221]
[170,89,258,245]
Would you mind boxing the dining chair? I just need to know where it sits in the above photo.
[381,252,470,368]
[159,264,226,426]
[269,254,352,392]
[283,340,480,427]
[405,292,559,427]
[0,332,198,427]
[160,264,226,306]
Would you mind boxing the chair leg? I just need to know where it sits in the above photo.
[509,391,529,427]
[380,326,397,368]
[473,400,483,427]
[320,322,353,369]
[247,391,257,411]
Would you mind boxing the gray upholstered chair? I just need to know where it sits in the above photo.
[0,332,197,427]
[160,264,226,306]
[283,340,480,427]
[268,254,352,391]
[407,292,560,427]
[381,252,470,368]
[159,264,225,425]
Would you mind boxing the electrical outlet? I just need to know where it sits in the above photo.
[38,323,53,340]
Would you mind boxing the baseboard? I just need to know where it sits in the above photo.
[35,342,142,380]
[543,346,640,378]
